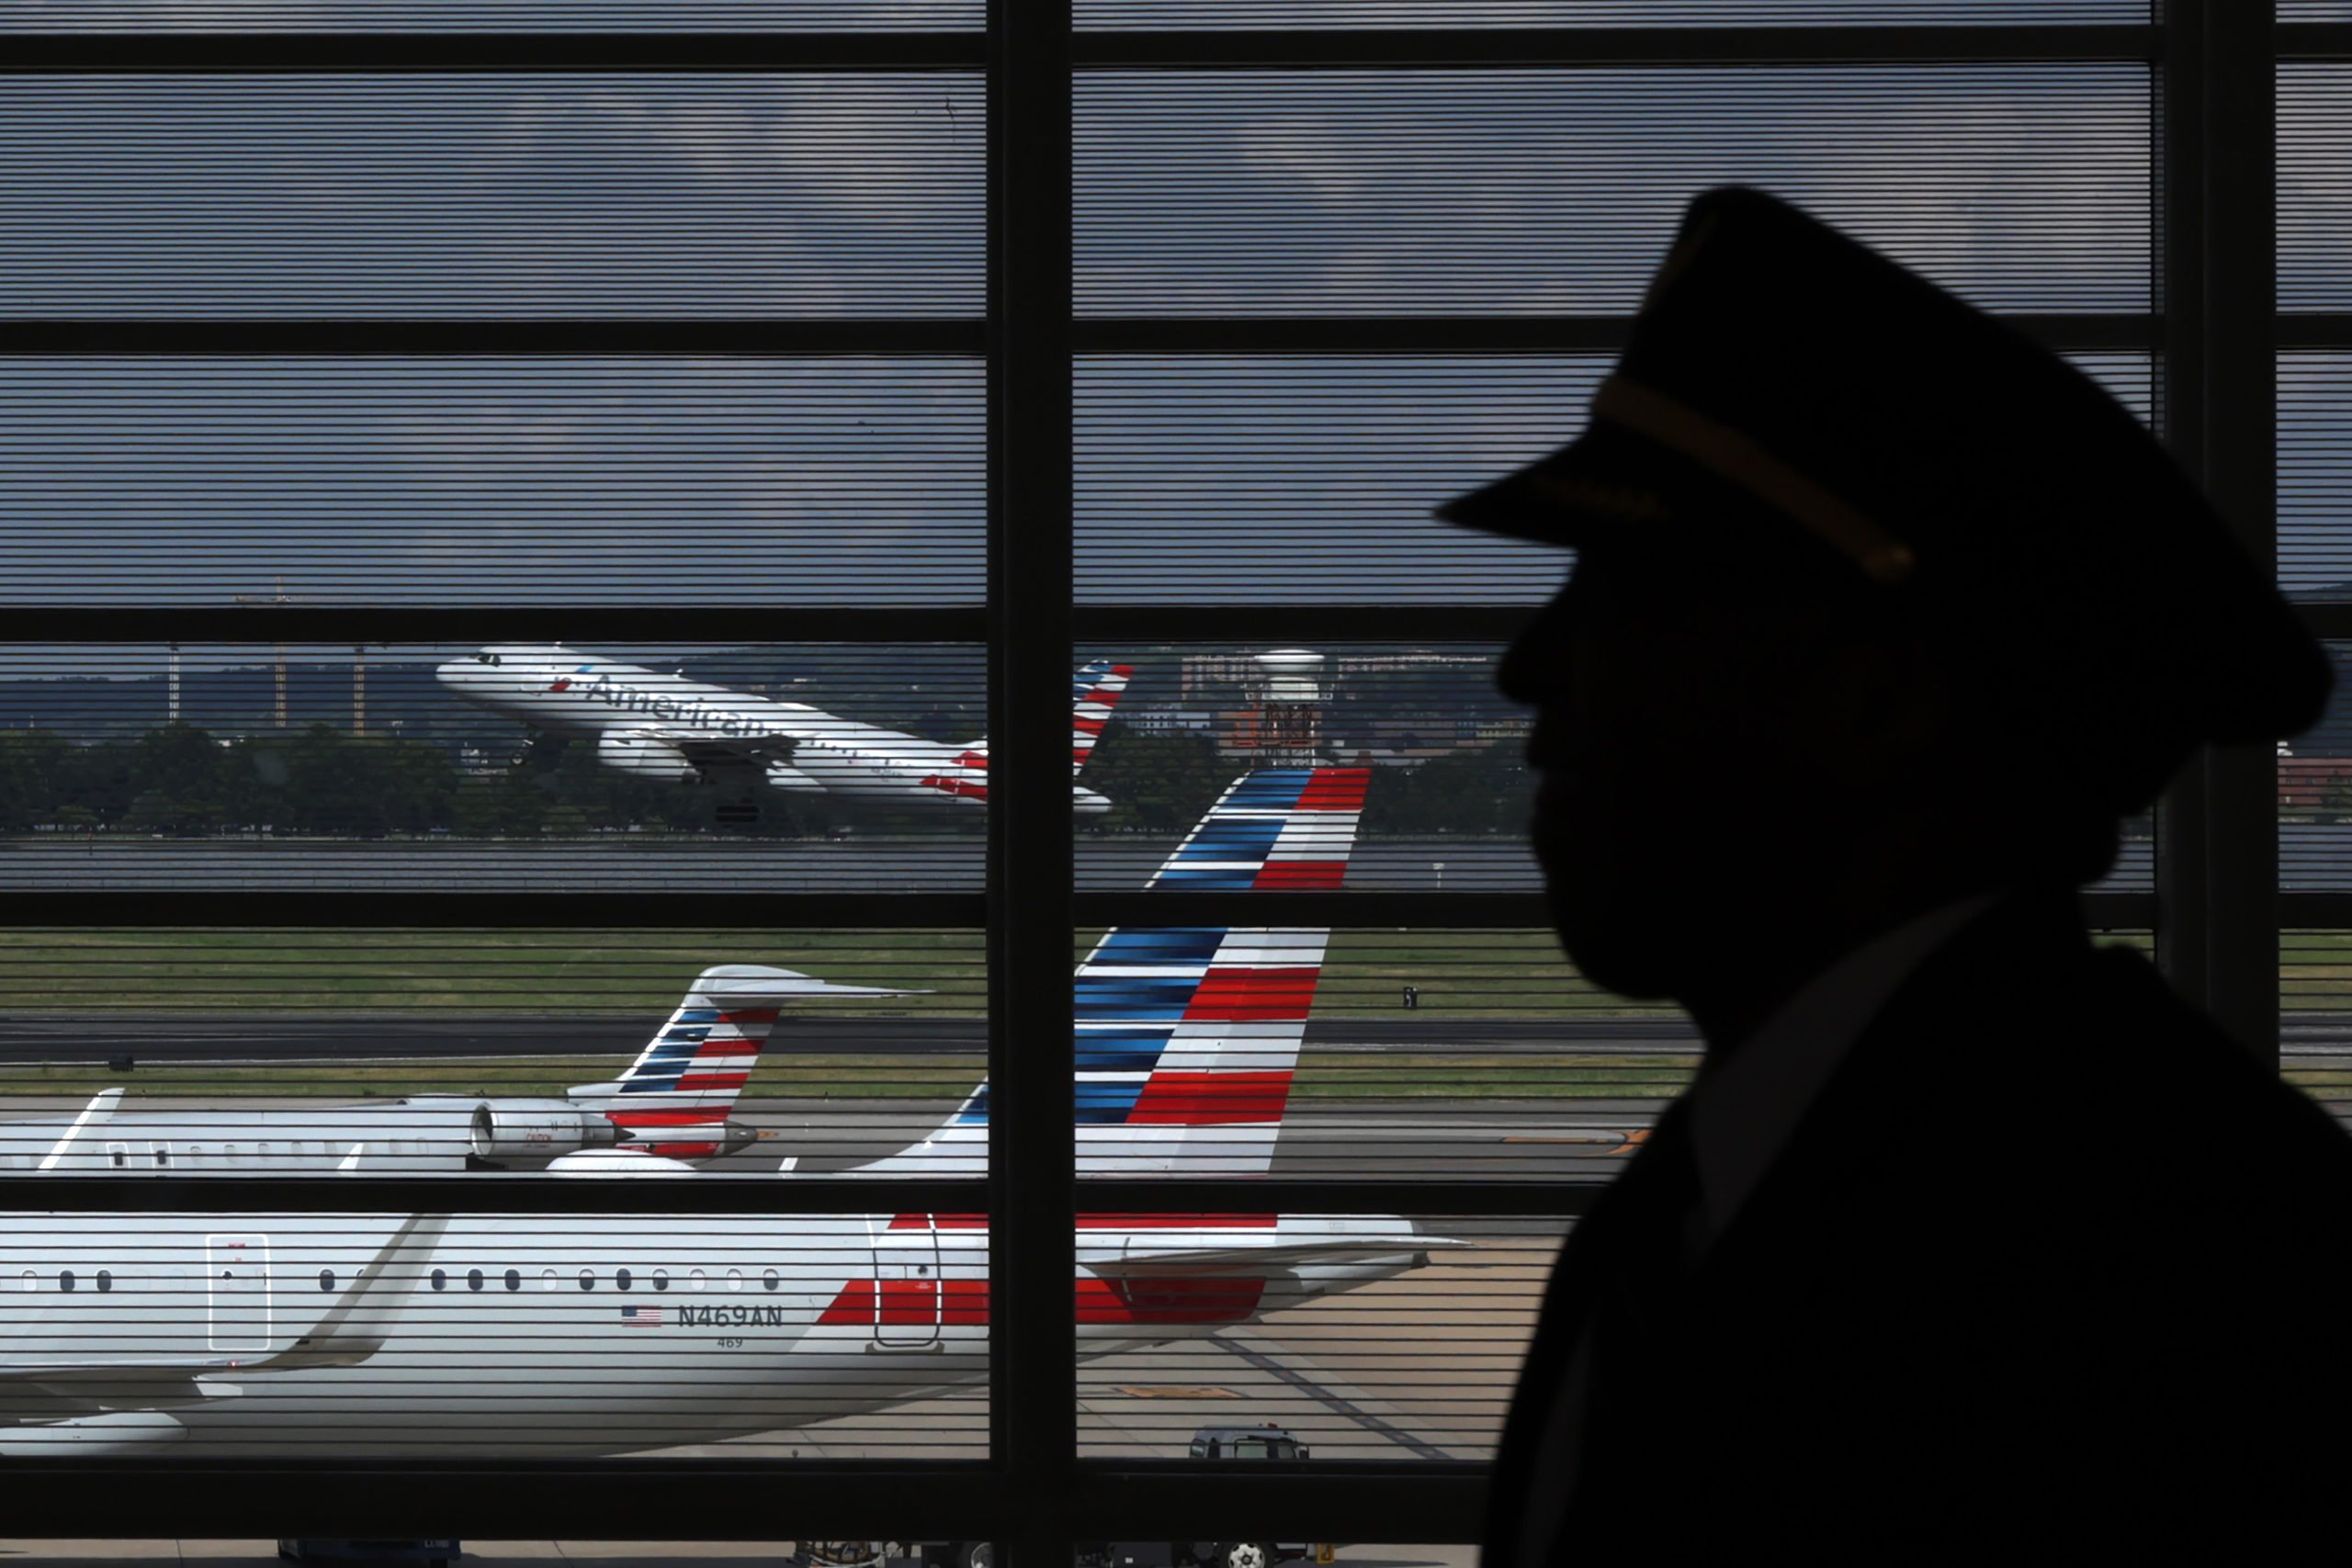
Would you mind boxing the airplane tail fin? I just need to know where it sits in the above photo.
[570,964,914,1159]
[853,766,1371,1177]
[1071,660,1134,778]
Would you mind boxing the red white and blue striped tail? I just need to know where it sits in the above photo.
[853,766,1372,1178]
[569,964,913,1161]
[1071,660,1134,777]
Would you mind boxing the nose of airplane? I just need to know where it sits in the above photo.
[435,655,478,691]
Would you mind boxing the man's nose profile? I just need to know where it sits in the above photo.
[1442,186,2352,1556]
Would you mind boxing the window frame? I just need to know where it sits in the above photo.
[0,4,2295,1559]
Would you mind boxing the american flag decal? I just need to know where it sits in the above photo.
[619,1305,663,1327]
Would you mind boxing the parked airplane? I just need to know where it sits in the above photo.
[0,769,1420,1458]
[0,965,912,1177]
[436,646,1133,822]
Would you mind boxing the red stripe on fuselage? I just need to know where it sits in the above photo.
[1126,1070,1293,1124]
[816,1276,1261,1326]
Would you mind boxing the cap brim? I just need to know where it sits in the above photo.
[1432,419,1700,549]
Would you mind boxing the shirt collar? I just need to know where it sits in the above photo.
[1684,893,1998,1246]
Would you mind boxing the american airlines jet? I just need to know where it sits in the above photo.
[0,769,1427,1458]
[0,965,911,1177]
[436,645,1132,822]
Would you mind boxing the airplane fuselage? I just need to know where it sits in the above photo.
[0,1212,1424,1457]
[437,647,985,809]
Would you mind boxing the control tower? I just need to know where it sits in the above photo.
[1232,648,1328,765]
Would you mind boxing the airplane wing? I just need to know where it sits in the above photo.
[0,1211,450,1429]
[34,1089,123,1172]
[241,1211,451,1371]
[639,726,799,769]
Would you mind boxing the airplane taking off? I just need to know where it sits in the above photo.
[436,645,1133,822]
[0,769,1427,1458]
[0,965,913,1176]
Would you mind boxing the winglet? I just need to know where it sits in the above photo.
[35,1089,124,1173]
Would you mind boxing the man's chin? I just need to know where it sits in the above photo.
[1546,891,1681,1002]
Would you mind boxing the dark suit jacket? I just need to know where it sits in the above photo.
[1484,891,2352,1560]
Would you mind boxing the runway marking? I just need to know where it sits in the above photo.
[1113,1385,1242,1399]
[1206,1333,1452,1461]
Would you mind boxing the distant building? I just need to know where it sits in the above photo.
[2280,754,2352,808]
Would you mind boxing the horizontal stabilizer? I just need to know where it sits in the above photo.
[1096,1237,1453,1277]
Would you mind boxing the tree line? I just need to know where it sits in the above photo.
[0,719,1532,839]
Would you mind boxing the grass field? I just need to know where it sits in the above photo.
[0,927,1645,1017]
[2,925,2336,1105]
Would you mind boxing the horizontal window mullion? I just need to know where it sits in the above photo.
[1,1463,1009,1542]
[0,606,986,643]
[0,1464,1488,1543]
[2282,23,2352,62]
[2280,314,2352,350]
[0,32,989,73]
[1073,23,2161,69]
[1077,313,2157,355]
[1071,605,1539,643]
[1074,1179,1600,1216]
[0,1174,987,1213]
[0,321,988,356]
[1068,1468,1487,1540]
[0,891,988,928]
[2283,893,2352,927]
[2298,603,2352,639]
[1074,891,2157,929]
[1077,891,1554,928]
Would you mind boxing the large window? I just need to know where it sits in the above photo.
[0,3,2304,1561]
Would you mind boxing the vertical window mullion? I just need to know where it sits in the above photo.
[2162,0,2281,1060]
[990,1,1080,1563]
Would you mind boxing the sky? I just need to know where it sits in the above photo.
[0,29,2336,601]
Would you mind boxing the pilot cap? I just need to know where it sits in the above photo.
[1438,186,2330,811]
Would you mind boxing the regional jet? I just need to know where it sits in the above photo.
[436,645,1132,822]
[0,769,1425,1458]
[0,964,912,1177]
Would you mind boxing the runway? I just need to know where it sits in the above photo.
[19,1004,2352,1066]
[0,1012,1700,1066]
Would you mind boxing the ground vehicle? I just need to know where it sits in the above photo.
[278,1541,458,1566]
[810,1426,1326,1568]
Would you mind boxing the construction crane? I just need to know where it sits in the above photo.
[233,581,375,734]
[233,577,294,728]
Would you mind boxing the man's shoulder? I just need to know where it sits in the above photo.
[1838,938,2352,1226]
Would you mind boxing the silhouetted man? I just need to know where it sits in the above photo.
[1440,187,2352,1556]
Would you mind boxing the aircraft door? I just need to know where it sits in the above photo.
[867,1213,942,1349]
[205,1232,272,1352]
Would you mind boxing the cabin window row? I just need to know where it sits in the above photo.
[311,1266,790,1293]
[15,1270,110,1292]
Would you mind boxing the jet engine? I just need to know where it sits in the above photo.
[0,1412,187,1456]
[597,728,695,782]
[467,1100,621,1163]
